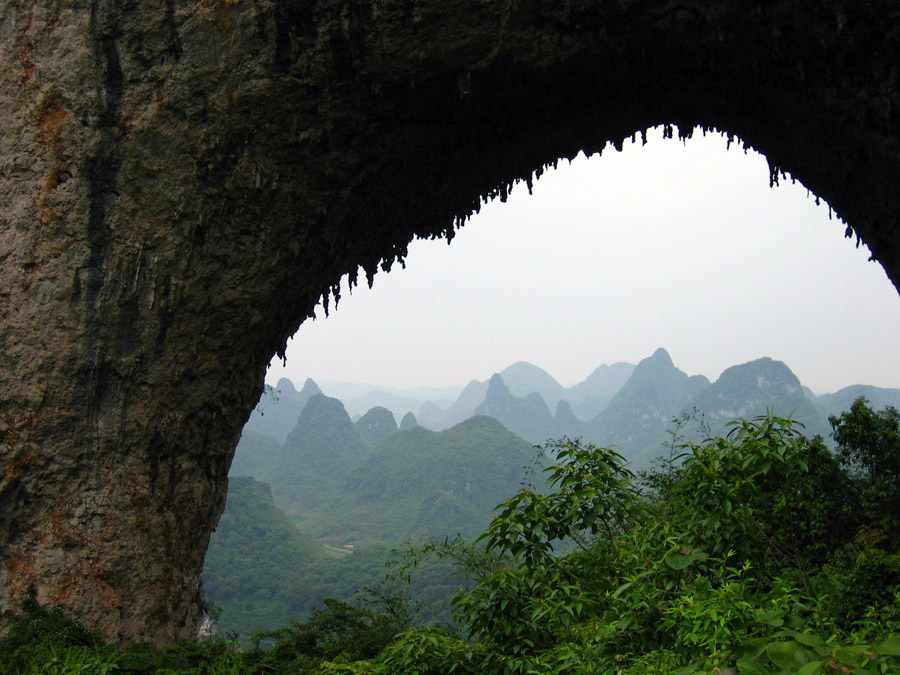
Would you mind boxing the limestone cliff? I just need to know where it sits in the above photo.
[0,0,898,643]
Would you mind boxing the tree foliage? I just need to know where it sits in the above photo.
[830,397,900,531]
[370,411,900,673]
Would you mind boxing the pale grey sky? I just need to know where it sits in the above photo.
[266,127,900,395]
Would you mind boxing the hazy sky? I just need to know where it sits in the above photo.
[266,127,900,395]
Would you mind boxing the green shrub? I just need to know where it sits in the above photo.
[0,589,96,652]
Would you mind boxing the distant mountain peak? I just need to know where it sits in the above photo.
[462,378,485,391]
[357,406,396,425]
[554,400,581,434]
[647,347,674,367]
[268,393,365,515]
[585,347,693,450]
[498,362,567,407]
[244,376,326,444]
[312,414,537,547]
[276,377,298,395]
[474,375,554,443]
[679,356,830,440]
[400,411,419,430]
[302,392,345,416]
[486,373,510,396]
[355,406,398,449]
[430,378,490,430]
[715,357,802,392]
[480,374,527,410]
[283,394,362,457]
[582,361,635,383]
[299,378,323,397]
[501,361,548,379]
[629,348,679,382]
[451,414,509,433]
[555,399,575,417]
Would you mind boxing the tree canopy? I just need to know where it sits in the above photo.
[348,406,900,673]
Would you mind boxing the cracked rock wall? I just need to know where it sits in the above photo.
[0,0,898,643]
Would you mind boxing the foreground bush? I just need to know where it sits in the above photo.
[368,406,900,673]
[0,596,408,674]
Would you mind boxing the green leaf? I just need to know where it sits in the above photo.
[797,659,824,674]
[766,641,806,670]
[611,582,632,599]
[736,657,770,675]
[795,632,826,649]
[665,553,693,570]
[877,635,900,656]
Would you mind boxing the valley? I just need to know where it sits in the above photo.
[203,349,900,637]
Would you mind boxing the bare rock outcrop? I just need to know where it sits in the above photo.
[0,0,898,643]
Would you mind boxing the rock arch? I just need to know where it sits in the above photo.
[0,0,897,642]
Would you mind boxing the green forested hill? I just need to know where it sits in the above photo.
[203,477,332,636]
[263,393,367,519]
[584,347,700,464]
[690,357,830,438]
[230,430,279,478]
[299,416,543,546]
[203,478,464,638]
[580,350,834,467]
[354,406,398,449]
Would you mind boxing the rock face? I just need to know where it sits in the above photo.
[0,0,898,644]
